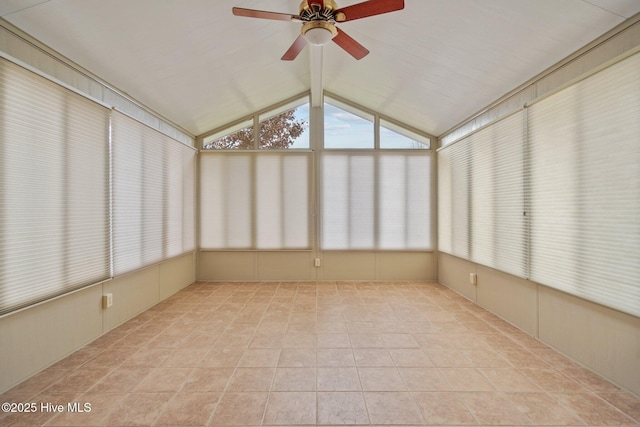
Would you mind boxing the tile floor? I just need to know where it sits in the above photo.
[1,281,639,426]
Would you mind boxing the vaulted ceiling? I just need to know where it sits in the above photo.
[2,0,639,138]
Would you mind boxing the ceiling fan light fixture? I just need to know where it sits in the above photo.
[301,21,337,46]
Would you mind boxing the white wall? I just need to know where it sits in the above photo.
[0,253,195,394]
[438,252,640,396]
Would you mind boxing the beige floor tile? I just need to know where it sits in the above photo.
[209,392,268,426]
[237,348,281,367]
[133,367,193,393]
[183,368,234,392]
[507,392,586,425]
[45,392,127,426]
[412,391,477,425]
[263,392,316,425]
[363,391,424,425]
[105,392,173,426]
[5,368,69,396]
[552,392,636,425]
[45,368,111,393]
[598,391,640,422]
[440,367,495,391]
[317,367,361,391]
[278,348,316,367]
[358,367,406,391]
[460,348,511,368]
[317,392,370,425]
[353,348,395,366]
[561,366,623,392]
[388,348,434,367]
[249,333,285,349]
[479,367,542,392]
[380,333,420,348]
[459,391,531,425]
[8,281,640,427]
[283,333,317,348]
[201,348,244,368]
[161,348,209,367]
[272,367,316,391]
[89,367,151,393]
[154,392,220,426]
[317,348,356,367]
[1,392,81,427]
[317,333,351,348]
[519,367,587,392]
[226,367,275,392]
[349,333,386,348]
[425,349,474,367]
[121,347,172,368]
[398,367,451,392]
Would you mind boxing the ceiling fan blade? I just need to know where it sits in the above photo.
[334,0,404,22]
[232,7,301,22]
[281,35,308,61]
[332,28,369,60]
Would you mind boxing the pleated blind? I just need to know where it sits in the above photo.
[200,152,312,249]
[321,151,432,250]
[470,112,526,278]
[0,58,110,315]
[112,111,195,276]
[437,141,470,259]
[528,52,640,316]
[438,111,527,278]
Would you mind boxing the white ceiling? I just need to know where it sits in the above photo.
[2,0,639,137]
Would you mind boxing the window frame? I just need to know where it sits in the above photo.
[201,94,310,151]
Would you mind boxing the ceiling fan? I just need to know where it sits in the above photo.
[232,0,405,60]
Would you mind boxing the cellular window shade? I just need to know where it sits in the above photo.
[199,152,311,249]
[438,111,526,278]
[112,111,195,276]
[470,112,526,278]
[528,52,640,317]
[0,58,110,315]
[321,152,431,250]
[437,141,470,259]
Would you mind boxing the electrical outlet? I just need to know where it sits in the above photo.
[470,273,477,285]
[102,293,113,309]
[314,258,321,267]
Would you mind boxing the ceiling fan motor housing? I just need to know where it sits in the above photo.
[299,1,340,45]
[299,0,345,22]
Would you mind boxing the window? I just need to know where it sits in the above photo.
[321,97,433,250]
[112,111,196,276]
[528,52,640,316]
[259,98,309,149]
[203,119,253,149]
[203,96,309,150]
[0,58,110,315]
[438,111,526,278]
[380,119,430,149]
[324,98,374,149]
[438,51,640,317]
[321,152,432,250]
[200,152,312,250]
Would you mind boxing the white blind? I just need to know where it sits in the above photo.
[438,111,527,278]
[437,141,470,258]
[0,58,110,315]
[321,151,432,250]
[200,152,311,249]
[470,112,526,278]
[112,111,195,276]
[528,52,640,316]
